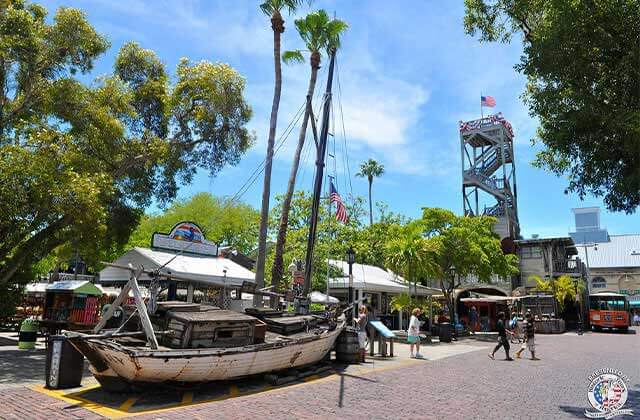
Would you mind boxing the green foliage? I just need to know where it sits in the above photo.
[390,293,441,318]
[0,1,253,285]
[385,221,433,286]
[531,274,584,313]
[464,0,640,212]
[419,208,520,312]
[259,0,311,17]
[357,159,385,182]
[266,191,366,291]
[123,193,259,257]
[283,9,348,64]
[282,50,305,64]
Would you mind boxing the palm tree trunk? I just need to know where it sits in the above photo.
[368,176,373,226]
[255,13,284,306]
[270,65,319,304]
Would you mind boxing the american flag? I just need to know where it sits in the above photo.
[330,181,348,224]
[481,95,496,107]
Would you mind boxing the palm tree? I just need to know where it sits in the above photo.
[270,11,348,299]
[255,0,309,304]
[385,221,433,301]
[357,159,385,226]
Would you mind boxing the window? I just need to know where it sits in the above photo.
[591,277,607,289]
[520,246,542,259]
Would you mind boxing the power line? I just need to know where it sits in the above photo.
[229,101,306,204]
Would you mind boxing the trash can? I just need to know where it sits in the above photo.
[18,318,38,350]
[438,322,452,343]
[45,335,84,389]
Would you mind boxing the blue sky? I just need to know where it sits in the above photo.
[42,0,640,238]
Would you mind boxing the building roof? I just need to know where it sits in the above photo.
[99,247,255,287]
[46,280,103,296]
[575,234,640,269]
[327,259,439,295]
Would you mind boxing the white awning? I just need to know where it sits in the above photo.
[309,291,339,304]
[99,247,255,288]
[327,259,439,295]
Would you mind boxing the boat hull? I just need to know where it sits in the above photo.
[71,326,342,386]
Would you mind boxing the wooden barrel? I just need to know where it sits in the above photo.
[335,327,360,363]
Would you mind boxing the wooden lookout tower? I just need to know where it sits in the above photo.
[459,113,520,239]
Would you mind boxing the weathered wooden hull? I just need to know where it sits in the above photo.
[70,325,342,386]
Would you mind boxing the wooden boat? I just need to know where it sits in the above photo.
[65,264,344,391]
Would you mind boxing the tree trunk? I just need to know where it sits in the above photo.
[270,63,319,306]
[254,13,284,307]
[0,216,71,285]
[368,176,373,226]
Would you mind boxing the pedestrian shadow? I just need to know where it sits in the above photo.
[559,387,640,418]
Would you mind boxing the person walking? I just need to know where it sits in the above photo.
[488,312,513,361]
[515,312,539,360]
[469,306,479,334]
[408,308,424,359]
[356,306,368,363]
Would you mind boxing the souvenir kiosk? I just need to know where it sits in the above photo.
[41,280,103,334]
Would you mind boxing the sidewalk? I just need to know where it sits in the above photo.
[0,341,487,418]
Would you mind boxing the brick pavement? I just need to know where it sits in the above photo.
[1,330,638,419]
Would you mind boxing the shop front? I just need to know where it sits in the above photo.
[328,259,438,330]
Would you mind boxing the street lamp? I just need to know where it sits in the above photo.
[346,247,356,322]
[580,241,598,332]
[573,278,584,335]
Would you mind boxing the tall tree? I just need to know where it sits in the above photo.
[125,193,259,256]
[420,208,519,319]
[0,2,253,285]
[255,0,309,304]
[385,221,434,300]
[357,159,385,226]
[270,10,348,297]
[464,0,640,213]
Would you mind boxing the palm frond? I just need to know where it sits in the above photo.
[282,50,305,64]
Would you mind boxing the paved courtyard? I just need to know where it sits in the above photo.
[0,329,638,419]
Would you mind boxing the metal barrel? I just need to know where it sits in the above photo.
[18,318,38,350]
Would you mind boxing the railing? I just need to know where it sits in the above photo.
[552,259,581,274]
[47,273,96,282]
[464,169,499,190]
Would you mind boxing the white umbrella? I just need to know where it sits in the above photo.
[309,291,339,304]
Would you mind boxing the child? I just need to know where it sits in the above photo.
[515,312,539,360]
[356,306,368,362]
[408,307,423,358]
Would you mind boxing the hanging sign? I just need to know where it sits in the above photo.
[151,222,218,256]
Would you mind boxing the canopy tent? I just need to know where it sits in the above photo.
[309,291,339,304]
[327,259,439,296]
[99,247,255,288]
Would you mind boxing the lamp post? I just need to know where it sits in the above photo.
[580,241,597,333]
[346,247,356,322]
[573,278,583,335]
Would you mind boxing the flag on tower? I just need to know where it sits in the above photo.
[330,181,348,224]
[481,95,496,107]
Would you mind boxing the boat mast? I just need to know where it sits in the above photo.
[302,48,337,299]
